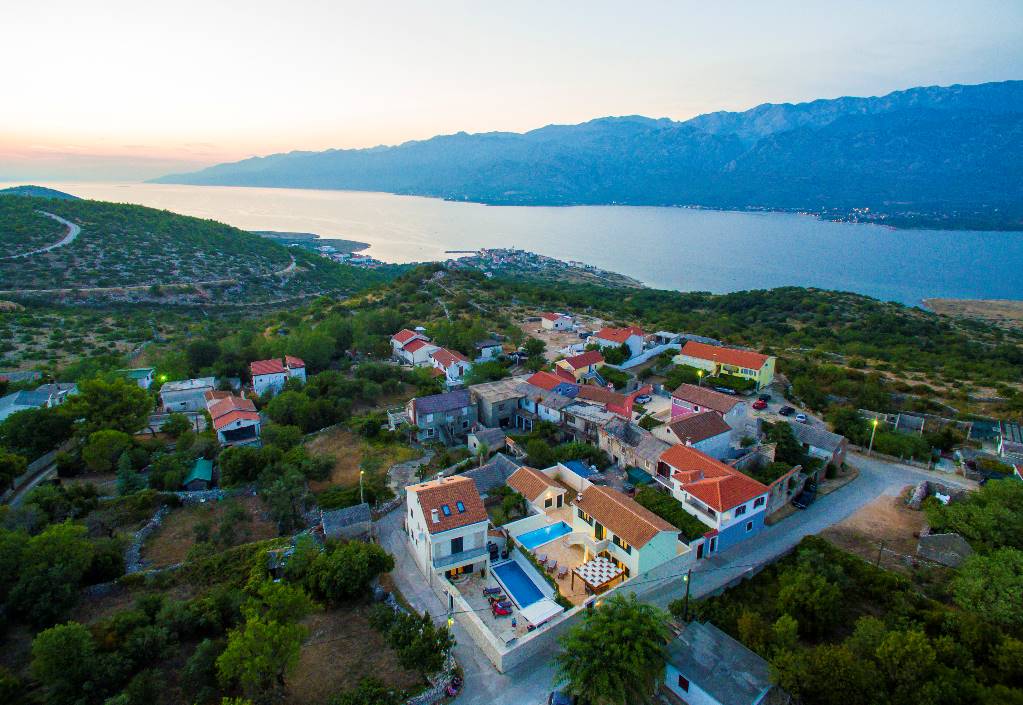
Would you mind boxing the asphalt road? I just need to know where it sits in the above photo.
[377,453,974,705]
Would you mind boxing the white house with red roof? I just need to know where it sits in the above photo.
[405,475,490,581]
[658,444,769,555]
[540,312,573,331]
[250,356,305,398]
[591,326,645,358]
[429,347,472,386]
[673,341,776,390]
[205,391,261,447]
[391,329,439,366]
[671,383,752,434]
[555,350,605,381]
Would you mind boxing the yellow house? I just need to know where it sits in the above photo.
[555,350,605,381]
[672,341,776,390]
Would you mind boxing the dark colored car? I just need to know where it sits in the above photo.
[778,405,796,416]
[757,393,772,402]
[714,386,737,395]
[792,482,818,509]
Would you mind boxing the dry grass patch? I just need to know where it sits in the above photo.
[286,605,425,705]
[141,494,278,568]
[305,427,419,492]
[820,491,926,573]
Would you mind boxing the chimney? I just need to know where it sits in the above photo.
[430,509,439,524]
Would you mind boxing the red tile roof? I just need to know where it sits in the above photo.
[574,485,676,548]
[594,326,644,344]
[404,338,432,353]
[576,385,628,407]
[667,412,732,445]
[206,394,260,431]
[212,409,261,431]
[392,329,420,344]
[660,444,767,511]
[409,475,488,534]
[507,466,561,502]
[562,350,604,370]
[679,341,770,371]
[671,383,743,415]
[526,371,566,391]
[250,358,286,376]
[541,312,566,322]
[284,355,305,369]
[431,348,468,369]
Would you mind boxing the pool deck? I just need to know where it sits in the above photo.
[454,573,541,642]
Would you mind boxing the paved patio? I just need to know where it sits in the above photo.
[531,538,589,605]
[454,572,539,641]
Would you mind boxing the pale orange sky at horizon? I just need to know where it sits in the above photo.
[2,0,1021,180]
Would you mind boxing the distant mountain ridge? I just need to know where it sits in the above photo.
[154,81,1023,229]
[0,185,79,200]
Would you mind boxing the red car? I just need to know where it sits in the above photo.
[752,399,768,410]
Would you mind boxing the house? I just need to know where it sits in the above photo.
[117,368,155,390]
[576,384,651,419]
[663,412,733,460]
[571,485,678,577]
[250,356,305,398]
[540,312,573,331]
[468,426,507,455]
[787,421,848,468]
[182,458,214,491]
[555,350,605,382]
[159,377,216,412]
[322,503,373,541]
[406,389,478,444]
[462,453,522,498]
[507,466,567,513]
[671,384,751,434]
[561,402,618,443]
[673,341,776,390]
[430,348,472,386]
[473,339,503,361]
[590,326,645,358]
[515,378,576,431]
[663,621,776,705]
[470,377,527,429]
[598,419,671,477]
[0,390,53,422]
[659,444,769,555]
[406,475,490,580]
[205,391,261,447]
[391,329,439,366]
[999,421,1023,460]
[34,382,78,406]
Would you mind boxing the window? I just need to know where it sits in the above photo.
[746,521,753,532]
[677,674,689,692]
[426,413,434,422]
[462,420,469,429]
[441,504,452,517]
[735,504,747,516]
[753,496,765,508]
[451,536,463,554]
[425,428,435,438]
[612,535,632,554]
[456,501,465,513]
[545,497,553,508]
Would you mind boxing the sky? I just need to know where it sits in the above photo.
[2,0,1021,181]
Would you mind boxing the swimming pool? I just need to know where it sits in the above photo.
[492,560,545,608]
[515,521,573,550]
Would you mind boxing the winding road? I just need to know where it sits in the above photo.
[1,211,81,259]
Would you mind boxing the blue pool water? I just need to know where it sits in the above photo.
[492,560,545,608]
[516,521,573,550]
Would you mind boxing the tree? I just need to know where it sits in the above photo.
[555,593,669,705]
[31,622,100,705]
[261,424,303,451]
[875,630,937,705]
[187,340,221,372]
[11,522,95,627]
[925,479,1023,552]
[64,377,153,436]
[771,644,881,705]
[776,568,841,638]
[116,453,146,495]
[952,548,1023,630]
[304,541,395,605]
[0,449,27,491]
[329,678,403,705]
[160,413,192,438]
[525,439,555,468]
[261,468,309,534]
[0,406,74,459]
[523,337,545,358]
[217,616,307,700]
[82,430,134,473]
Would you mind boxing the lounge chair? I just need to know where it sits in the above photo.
[482,586,502,596]
[537,554,547,566]
[546,560,558,574]
[557,565,569,579]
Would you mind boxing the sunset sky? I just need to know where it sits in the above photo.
[2,0,1021,181]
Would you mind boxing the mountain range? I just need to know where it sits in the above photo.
[154,81,1023,229]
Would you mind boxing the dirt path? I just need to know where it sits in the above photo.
[0,212,81,259]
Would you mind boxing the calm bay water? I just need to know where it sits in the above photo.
[13,182,1023,306]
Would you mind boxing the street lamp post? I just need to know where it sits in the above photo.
[697,370,703,387]
[359,469,365,505]
[868,418,879,455]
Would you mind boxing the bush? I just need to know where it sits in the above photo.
[303,541,395,605]
[368,605,453,675]
[82,430,135,473]
[634,487,708,542]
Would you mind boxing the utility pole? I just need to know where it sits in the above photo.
[682,569,693,621]
[875,540,886,568]
[359,469,365,505]
[868,417,879,455]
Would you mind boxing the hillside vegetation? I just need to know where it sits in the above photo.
[0,196,401,305]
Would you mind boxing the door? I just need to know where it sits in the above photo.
[696,542,704,560]
[556,494,564,508]
[451,536,463,555]
[594,522,605,540]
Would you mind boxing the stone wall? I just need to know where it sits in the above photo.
[124,505,171,574]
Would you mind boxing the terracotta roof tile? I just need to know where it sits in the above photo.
[574,485,676,548]
[284,355,305,368]
[392,329,420,344]
[594,326,644,344]
[660,445,767,511]
[250,358,286,376]
[507,466,560,502]
[562,350,604,370]
[431,348,469,369]
[671,383,743,415]
[409,475,488,534]
[680,341,770,371]
[667,412,732,444]
[526,371,567,391]
[404,338,433,353]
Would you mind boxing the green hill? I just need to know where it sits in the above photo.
[0,185,79,200]
[0,195,400,304]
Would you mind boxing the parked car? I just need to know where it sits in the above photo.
[757,393,772,402]
[752,399,768,410]
[634,394,651,404]
[549,693,577,705]
[714,386,737,395]
[779,405,796,416]
[795,413,808,423]
[792,482,818,509]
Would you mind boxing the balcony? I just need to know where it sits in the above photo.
[684,496,717,522]
[433,545,488,570]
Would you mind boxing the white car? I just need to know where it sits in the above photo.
[795,413,808,423]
